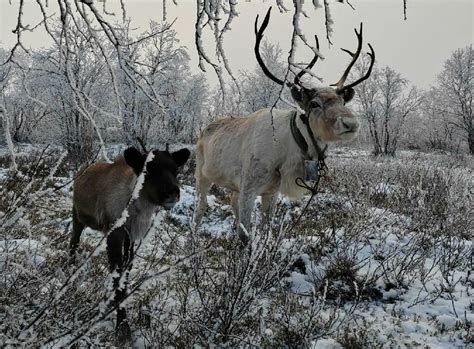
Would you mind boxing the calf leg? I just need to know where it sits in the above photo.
[123,235,135,273]
[69,207,85,258]
[106,227,131,340]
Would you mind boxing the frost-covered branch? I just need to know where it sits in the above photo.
[0,103,17,171]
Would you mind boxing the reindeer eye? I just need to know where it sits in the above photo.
[310,99,323,109]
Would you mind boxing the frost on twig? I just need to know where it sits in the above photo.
[194,0,240,99]
[0,104,17,171]
[323,0,334,46]
[0,62,16,170]
[1,0,190,163]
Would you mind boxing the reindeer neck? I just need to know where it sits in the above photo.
[291,111,327,161]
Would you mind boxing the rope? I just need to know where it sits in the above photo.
[286,159,328,235]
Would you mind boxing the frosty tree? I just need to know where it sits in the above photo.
[426,45,473,154]
[0,0,411,167]
[239,41,289,114]
[353,59,422,156]
[208,41,289,120]
[3,0,411,87]
[0,68,17,170]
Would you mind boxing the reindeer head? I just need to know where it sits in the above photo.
[255,8,375,143]
[124,147,190,209]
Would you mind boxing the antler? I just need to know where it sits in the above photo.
[341,43,375,91]
[331,23,376,93]
[255,7,285,86]
[294,35,320,86]
[255,7,321,88]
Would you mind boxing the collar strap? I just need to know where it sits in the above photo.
[290,111,309,157]
[290,111,327,162]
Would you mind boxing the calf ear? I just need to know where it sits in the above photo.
[171,148,191,167]
[124,147,146,175]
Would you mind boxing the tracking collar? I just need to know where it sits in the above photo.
[290,111,327,162]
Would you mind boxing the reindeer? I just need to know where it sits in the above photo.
[193,7,375,244]
[70,146,190,340]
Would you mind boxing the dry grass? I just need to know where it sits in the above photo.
[1,147,472,347]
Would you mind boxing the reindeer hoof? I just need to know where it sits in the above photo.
[68,251,78,265]
[238,233,250,247]
[115,321,132,346]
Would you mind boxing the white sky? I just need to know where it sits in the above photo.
[1,0,473,89]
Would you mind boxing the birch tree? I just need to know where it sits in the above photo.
[3,0,409,96]
[355,62,422,156]
[427,45,473,154]
[239,41,289,114]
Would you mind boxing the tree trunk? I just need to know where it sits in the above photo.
[0,106,17,170]
[468,127,474,154]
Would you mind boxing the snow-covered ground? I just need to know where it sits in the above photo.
[0,146,472,348]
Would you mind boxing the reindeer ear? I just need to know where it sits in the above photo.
[124,147,146,175]
[342,87,355,103]
[290,86,303,102]
[171,148,191,167]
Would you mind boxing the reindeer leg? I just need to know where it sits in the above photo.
[124,239,135,270]
[69,206,85,262]
[238,164,275,245]
[123,233,131,269]
[123,236,135,301]
[107,227,132,344]
[122,233,135,285]
[261,193,276,225]
[237,190,257,245]
[193,176,212,230]
[231,191,240,225]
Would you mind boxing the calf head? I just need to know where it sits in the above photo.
[255,7,375,144]
[124,147,190,209]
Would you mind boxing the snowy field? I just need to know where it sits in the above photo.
[0,145,472,348]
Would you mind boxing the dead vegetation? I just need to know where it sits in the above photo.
[0,147,472,347]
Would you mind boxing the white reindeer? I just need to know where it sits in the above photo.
[194,8,375,244]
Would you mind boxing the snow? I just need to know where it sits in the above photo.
[436,315,460,330]
[372,182,398,196]
[170,185,235,236]
[0,238,43,252]
[286,271,315,294]
[0,168,8,180]
[1,145,472,348]
[313,338,343,349]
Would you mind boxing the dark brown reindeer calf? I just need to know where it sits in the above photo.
[70,146,190,342]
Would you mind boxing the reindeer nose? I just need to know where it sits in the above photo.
[163,188,180,210]
[339,117,359,132]
[172,186,180,197]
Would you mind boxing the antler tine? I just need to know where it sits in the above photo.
[342,43,376,90]
[330,22,364,91]
[341,48,355,57]
[254,7,286,86]
[294,35,320,86]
